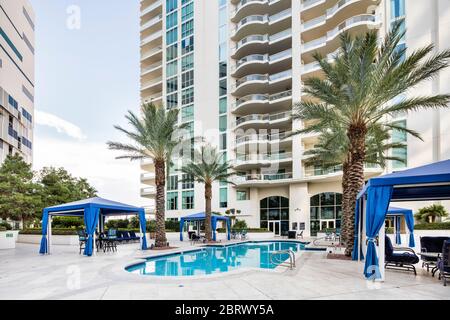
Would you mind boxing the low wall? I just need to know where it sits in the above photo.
[18,234,80,246]
[0,231,16,249]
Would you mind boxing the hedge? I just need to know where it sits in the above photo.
[0,226,6,232]
[217,228,269,233]
[414,222,450,230]
[0,221,12,230]
[19,228,78,235]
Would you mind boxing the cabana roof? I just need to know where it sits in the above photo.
[44,197,142,216]
[358,159,450,201]
[386,206,413,216]
[181,212,230,221]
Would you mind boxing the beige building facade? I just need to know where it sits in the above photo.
[0,0,35,164]
[139,0,450,236]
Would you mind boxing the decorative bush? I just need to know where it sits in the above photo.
[414,222,450,230]
[232,219,248,231]
[217,228,269,233]
[51,216,84,229]
[414,204,449,223]
[386,227,394,234]
[0,221,12,230]
[106,219,130,229]
[0,226,6,232]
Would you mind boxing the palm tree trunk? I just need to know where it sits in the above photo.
[342,126,366,256]
[340,161,350,247]
[204,183,212,242]
[154,159,167,247]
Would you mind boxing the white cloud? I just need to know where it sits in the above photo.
[32,135,152,207]
[35,110,87,140]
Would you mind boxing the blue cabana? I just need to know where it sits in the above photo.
[386,206,415,246]
[39,197,148,256]
[179,212,231,241]
[353,159,450,280]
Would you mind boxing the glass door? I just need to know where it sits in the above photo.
[269,221,281,236]
[320,220,335,231]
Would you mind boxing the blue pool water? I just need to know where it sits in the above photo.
[126,241,310,276]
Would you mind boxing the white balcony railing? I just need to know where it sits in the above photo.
[140,14,162,31]
[140,30,162,46]
[141,0,162,17]
[234,172,293,184]
[235,111,291,127]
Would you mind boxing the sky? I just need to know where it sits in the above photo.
[29,0,149,206]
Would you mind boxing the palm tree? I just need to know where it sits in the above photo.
[179,145,235,242]
[292,22,450,255]
[303,123,407,247]
[107,103,185,248]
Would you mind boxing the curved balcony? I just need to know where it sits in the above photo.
[232,34,269,58]
[141,45,162,63]
[235,131,292,149]
[141,172,155,186]
[141,187,156,199]
[141,77,162,94]
[234,172,293,186]
[140,14,162,34]
[234,110,291,130]
[232,15,268,40]
[232,54,268,76]
[301,14,379,58]
[234,152,293,170]
[232,0,268,22]
[232,48,292,78]
[141,61,162,77]
[232,74,269,96]
[141,0,162,18]
[232,89,292,114]
[140,30,162,48]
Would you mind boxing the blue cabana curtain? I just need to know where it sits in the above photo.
[179,218,185,241]
[351,199,365,261]
[395,216,401,244]
[405,213,415,247]
[39,209,49,254]
[212,217,217,241]
[83,206,100,256]
[226,218,231,240]
[139,209,148,250]
[364,186,393,279]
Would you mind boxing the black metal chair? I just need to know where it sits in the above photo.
[385,235,419,275]
[103,229,118,252]
[437,240,450,286]
[129,231,140,242]
[420,236,450,272]
[77,229,87,254]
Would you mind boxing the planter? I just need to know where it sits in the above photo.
[0,231,16,249]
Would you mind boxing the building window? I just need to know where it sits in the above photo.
[260,196,289,235]
[167,61,178,78]
[219,79,227,96]
[390,0,405,19]
[182,36,194,54]
[182,87,194,105]
[167,44,178,61]
[181,54,194,71]
[392,120,407,169]
[8,95,18,109]
[167,175,178,191]
[167,93,178,110]
[219,115,227,132]
[237,190,248,201]
[181,2,193,21]
[181,20,194,38]
[310,193,342,236]
[181,70,194,88]
[219,62,227,78]
[182,191,194,209]
[166,28,178,45]
[166,11,178,29]
[220,188,228,208]
[219,133,227,150]
[0,27,23,61]
[166,77,178,93]
[166,0,178,13]
[181,105,194,123]
[219,97,227,114]
[167,192,178,210]
[182,174,194,189]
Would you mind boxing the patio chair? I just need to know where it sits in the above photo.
[297,230,304,239]
[120,231,132,243]
[240,230,248,240]
[104,229,118,252]
[385,235,419,275]
[190,233,205,244]
[420,236,450,272]
[437,240,450,286]
[77,229,87,254]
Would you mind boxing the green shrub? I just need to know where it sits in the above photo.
[0,226,6,232]
[106,219,130,229]
[414,222,450,230]
[232,219,248,230]
[129,216,140,229]
[19,228,78,235]
[51,216,84,229]
[165,220,180,232]
[0,221,12,230]
[217,228,269,233]
[386,227,394,234]
[414,204,449,223]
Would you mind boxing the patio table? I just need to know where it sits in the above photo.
[418,252,441,276]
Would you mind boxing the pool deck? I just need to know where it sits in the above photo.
[0,241,449,300]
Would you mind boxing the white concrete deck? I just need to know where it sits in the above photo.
[0,241,449,300]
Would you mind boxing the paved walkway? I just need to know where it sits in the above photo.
[0,242,448,300]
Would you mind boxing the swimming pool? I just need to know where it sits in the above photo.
[126,241,313,276]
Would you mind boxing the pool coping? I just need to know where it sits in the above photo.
[117,240,326,282]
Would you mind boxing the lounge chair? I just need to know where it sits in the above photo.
[437,240,450,286]
[191,233,205,244]
[120,231,132,243]
[385,235,419,275]
[129,231,140,242]
[77,229,87,254]
[240,230,248,240]
[420,236,450,272]
[297,230,304,239]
